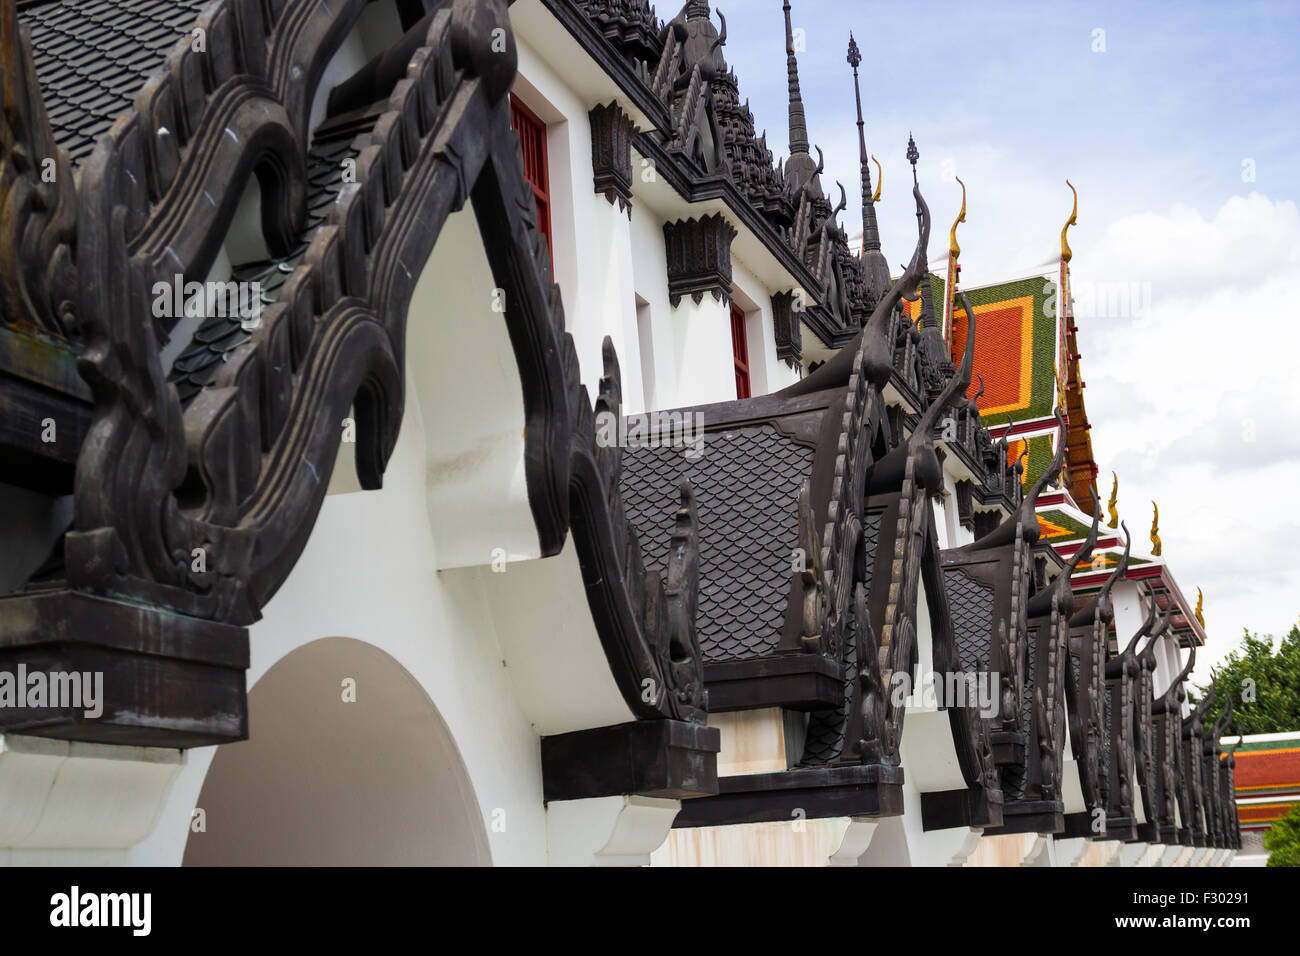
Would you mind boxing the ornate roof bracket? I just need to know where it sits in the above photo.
[662,213,736,306]
[589,100,636,213]
[770,289,803,368]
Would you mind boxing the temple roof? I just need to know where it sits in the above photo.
[18,0,207,166]
[168,116,365,402]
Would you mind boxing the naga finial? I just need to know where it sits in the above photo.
[1149,501,1162,556]
[949,176,966,259]
[1061,179,1078,264]
[871,156,882,203]
[1195,587,1205,629]
[1106,471,1119,528]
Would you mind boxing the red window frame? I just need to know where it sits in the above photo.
[731,302,751,399]
[509,93,553,275]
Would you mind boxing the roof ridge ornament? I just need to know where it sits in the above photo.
[1061,179,1078,264]
[1194,587,1205,629]
[871,155,882,202]
[942,175,965,343]
[948,176,966,259]
[1107,471,1119,528]
[1149,500,1162,556]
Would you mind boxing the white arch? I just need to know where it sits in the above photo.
[184,637,490,865]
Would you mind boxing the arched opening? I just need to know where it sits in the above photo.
[183,637,490,865]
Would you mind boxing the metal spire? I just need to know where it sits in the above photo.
[848,33,890,301]
[784,1,809,156]
[907,135,939,333]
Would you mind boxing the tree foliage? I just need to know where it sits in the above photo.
[1190,622,1300,736]
[1265,804,1300,867]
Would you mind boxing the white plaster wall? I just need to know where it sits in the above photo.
[515,37,646,413]
[408,204,535,569]
[630,203,681,407]
[1111,580,1145,654]
[732,257,799,397]
[664,294,736,408]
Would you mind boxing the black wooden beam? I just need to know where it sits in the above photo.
[704,655,842,713]
[673,764,905,828]
[541,719,720,802]
[0,589,248,748]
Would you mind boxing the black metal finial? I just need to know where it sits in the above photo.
[784,0,809,157]
[849,30,889,294]
[907,134,918,169]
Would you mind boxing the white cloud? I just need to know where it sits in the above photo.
[1072,193,1300,676]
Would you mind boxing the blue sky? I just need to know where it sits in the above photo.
[720,0,1299,276]
[716,0,1300,675]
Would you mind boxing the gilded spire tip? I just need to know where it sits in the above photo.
[1149,500,1162,556]
[1061,179,1078,264]
[948,176,966,259]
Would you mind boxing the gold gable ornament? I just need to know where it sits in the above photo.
[1061,180,1078,264]
[1149,501,1162,556]
[1106,472,1119,529]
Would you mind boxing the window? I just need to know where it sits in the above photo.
[509,94,552,274]
[731,302,751,399]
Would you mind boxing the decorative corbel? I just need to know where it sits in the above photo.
[589,101,635,214]
[662,213,736,307]
[771,289,803,368]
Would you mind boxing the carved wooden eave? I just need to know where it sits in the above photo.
[1056,501,1120,842]
[1219,734,1243,850]
[1,1,716,788]
[1199,694,1234,848]
[969,413,1071,837]
[1151,642,1196,845]
[0,2,86,493]
[1180,676,1216,847]
[1098,583,1168,843]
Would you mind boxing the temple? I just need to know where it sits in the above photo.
[0,0,1238,866]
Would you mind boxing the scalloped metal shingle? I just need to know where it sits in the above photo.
[619,422,813,663]
[20,0,208,166]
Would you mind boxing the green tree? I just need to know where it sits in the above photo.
[1265,805,1300,867]
[1190,622,1300,735]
